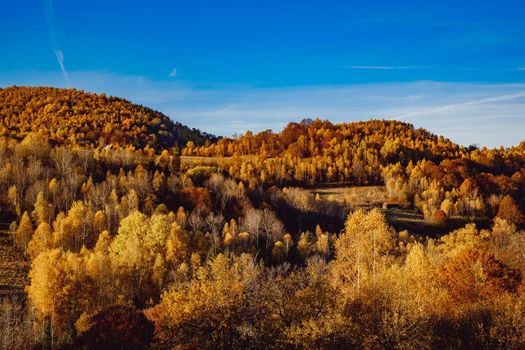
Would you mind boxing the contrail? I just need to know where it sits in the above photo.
[398,91,525,119]
[345,65,425,70]
[44,0,70,86]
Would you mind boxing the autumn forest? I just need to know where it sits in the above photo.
[1,86,525,349]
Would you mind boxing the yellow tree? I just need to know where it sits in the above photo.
[7,185,20,216]
[297,232,313,259]
[54,201,94,252]
[32,191,52,225]
[361,245,438,348]
[109,212,171,302]
[27,222,54,260]
[146,254,262,349]
[440,247,521,304]
[27,248,96,344]
[85,231,116,308]
[109,211,149,300]
[175,206,187,227]
[165,222,190,267]
[263,257,346,349]
[437,223,489,258]
[93,210,108,235]
[271,241,286,262]
[330,209,395,300]
[496,195,524,226]
[15,211,34,254]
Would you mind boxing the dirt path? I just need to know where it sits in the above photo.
[0,211,29,300]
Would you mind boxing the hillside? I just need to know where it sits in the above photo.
[182,118,525,225]
[183,118,473,187]
[188,118,463,160]
[0,87,524,349]
[0,86,215,150]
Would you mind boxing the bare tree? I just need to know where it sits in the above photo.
[187,208,204,232]
[85,181,112,211]
[0,300,37,350]
[51,147,76,180]
[261,208,285,248]
[205,212,224,248]
[285,187,312,214]
[242,208,263,245]
[207,173,244,210]
[76,149,95,175]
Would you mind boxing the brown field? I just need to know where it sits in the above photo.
[181,155,226,163]
[308,185,387,207]
[307,185,489,237]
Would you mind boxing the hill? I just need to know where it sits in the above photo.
[0,88,525,348]
[187,118,462,160]
[182,118,525,224]
[183,118,469,187]
[0,86,215,150]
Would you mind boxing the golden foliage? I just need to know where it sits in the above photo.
[0,86,213,149]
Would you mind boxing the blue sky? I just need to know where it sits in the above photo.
[1,0,524,147]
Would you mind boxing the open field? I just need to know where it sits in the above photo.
[308,185,387,207]
[181,155,229,165]
[384,208,490,238]
[307,185,490,237]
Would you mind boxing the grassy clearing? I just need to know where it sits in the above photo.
[308,186,387,208]
[306,186,488,237]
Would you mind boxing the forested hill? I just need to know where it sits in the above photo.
[186,118,463,161]
[183,118,472,187]
[0,86,215,150]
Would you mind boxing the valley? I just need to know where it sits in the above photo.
[0,86,523,349]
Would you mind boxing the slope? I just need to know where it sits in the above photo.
[0,86,215,150]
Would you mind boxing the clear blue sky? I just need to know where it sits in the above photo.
[1,0,524,147]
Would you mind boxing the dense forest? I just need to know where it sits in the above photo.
[0,86,215,150]
[0,87,525,349]
[184,118,525,224]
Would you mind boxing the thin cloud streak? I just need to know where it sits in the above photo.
[44,0,69,86]
[398,91,525,119]
[345,65,425,70]
[54,49,69,85]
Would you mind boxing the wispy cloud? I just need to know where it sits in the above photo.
[345,65,522,72]
[169,68,178,78]
[398,91,525,119]
[345,65,425,70]
[44,0,69,86]
[54,49,68,83]
[1,71,524,148]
